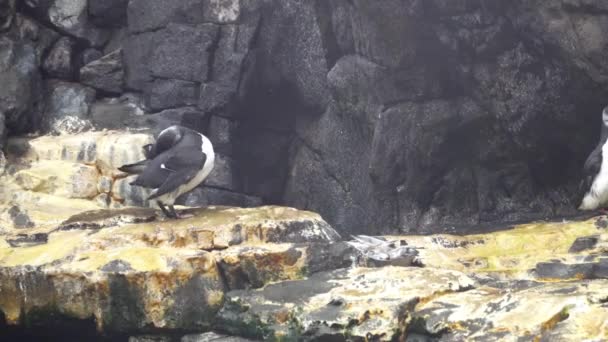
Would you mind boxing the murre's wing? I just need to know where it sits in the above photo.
[579,127,608,202]
[147,150,206,200]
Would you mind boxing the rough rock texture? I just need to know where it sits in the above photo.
[3,130,155,217]
[42,80,96,134]
[3,0,608,236]
[0,206,341,335]
[214,215,608,341]
[42,36,74,79]
[0,28,43,135]
[2,207,608,341]
[79,49,124,94]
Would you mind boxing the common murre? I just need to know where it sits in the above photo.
[119,125,215,218]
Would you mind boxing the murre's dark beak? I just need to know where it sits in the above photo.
[118,160,148,174]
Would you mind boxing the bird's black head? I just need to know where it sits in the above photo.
[151,126,184,157]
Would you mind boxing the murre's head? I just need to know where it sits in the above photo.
[603,106,608,127]
[149,126,184,157]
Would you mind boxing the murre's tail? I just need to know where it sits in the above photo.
[118,160,148,174]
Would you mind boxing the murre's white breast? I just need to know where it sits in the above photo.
[580,139,608,210]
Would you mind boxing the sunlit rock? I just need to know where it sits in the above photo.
[14,160,99,199]
[0,206,340,334]
[217,267,475,340]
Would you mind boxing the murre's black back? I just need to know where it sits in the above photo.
[129,126,206,192]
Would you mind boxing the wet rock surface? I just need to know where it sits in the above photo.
[0,205,340,335]
[0,203,607,340]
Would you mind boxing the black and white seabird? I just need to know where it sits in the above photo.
[579,106,608,211]
[118,125,215,218]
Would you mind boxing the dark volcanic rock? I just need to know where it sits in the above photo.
[5,0,608,236]
[141,107,206,134]
[127,0,205,33]
[145,79,199,111]
[535,261,595,280]
[123,31,156,90]
[198,83,234,114]
[26,0,109,47]
[89,94,146,129]
[42,80,96,134]
[80,49,124,94]
[124,23,218,91]
[0,36,42,134]
[89,0,128,28]
[569,235,600,253]
[178,187,262,208]
[42,36,74,79]
[208,115,236,155]
[6,233,48,247]
[7,205,35,228]
[0,0,15,31]
[80,48,103,66]
[205,154,241,192]
[148,23,218,82]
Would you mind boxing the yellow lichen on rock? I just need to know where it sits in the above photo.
[399,217,603,274]
[0,205,340,333]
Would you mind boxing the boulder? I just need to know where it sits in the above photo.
[88,0,128,28]
[79,49,124,94]
[14,160,99,199]
[122,30,155,90]
[0,37,42,134]
[0,206,340,333]
[89,94,147,130]
[207,115,236,155]
[127,0,205,33]
[6,130,153,175]
[42,80,96,134]
[79,48,102,66]
[145,79,199,111]
[10,14,59,63]
[203,0,240,23]
[217,267,475,340]
[198,82,234,114]
[46,0,109,47]
[0,0,15,31]
[42,36,74,79]
[148,23,218,82]
[178,187,262,208]
[205,154,241,192]
[111,175,150,207]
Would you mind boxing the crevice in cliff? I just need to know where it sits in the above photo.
[294,135,350,197]
[205,25,223,83]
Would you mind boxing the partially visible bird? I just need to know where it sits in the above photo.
[346,235,419,267]
[118,125,215,219]
[579,106,608,212]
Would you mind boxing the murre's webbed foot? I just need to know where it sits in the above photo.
[158,201,178,219]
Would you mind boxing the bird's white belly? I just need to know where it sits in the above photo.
[581,140,608,210]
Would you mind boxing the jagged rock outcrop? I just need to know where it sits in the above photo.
[2,0,608,236]
[1,204,608,341]
[0,206,342,334]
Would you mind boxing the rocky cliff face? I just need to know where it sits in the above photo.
[1,0,608,234]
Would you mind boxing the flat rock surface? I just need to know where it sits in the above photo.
[0,205,341,334]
